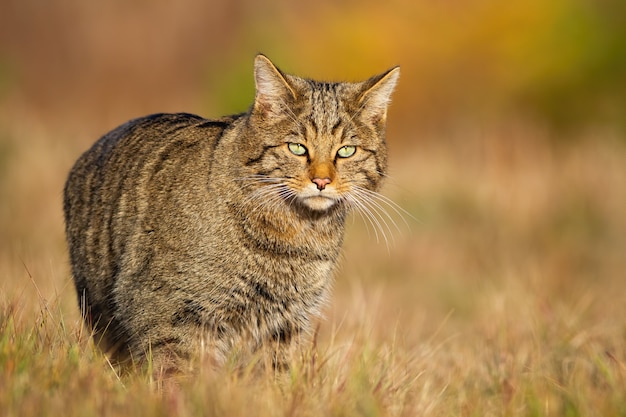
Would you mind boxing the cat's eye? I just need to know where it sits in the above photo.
[288,142,307,156]
[337,145,356,158]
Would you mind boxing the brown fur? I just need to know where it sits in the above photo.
[64,55,399,372]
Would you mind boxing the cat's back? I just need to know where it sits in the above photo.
[64,112,235,212]
[63,113,237,320]
[65,112,230,225]
[66,112,229,184]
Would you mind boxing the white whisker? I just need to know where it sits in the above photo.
[344,193,389,249]
[352,189,396,248]
[345,195,380,243]
[247,187,288,215]
[235,174,411,252]
[241,184,284,207]
[349,197,376,240]
[234,176,294,217]
[346,94,372,125]
[341,182,413,251]
[277,97,304,130]
[353,186,415,229]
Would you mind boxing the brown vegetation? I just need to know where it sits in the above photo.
[1,1,624,415]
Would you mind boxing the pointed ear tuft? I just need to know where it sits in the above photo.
[358,67,400,126]
[253,54,297,117]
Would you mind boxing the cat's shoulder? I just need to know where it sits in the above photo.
[118,111,246,131]
[121,112,234,134]
[99,112,245,149]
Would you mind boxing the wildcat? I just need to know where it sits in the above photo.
[64,54,399,373]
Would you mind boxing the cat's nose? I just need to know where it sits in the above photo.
[312,177,332,191]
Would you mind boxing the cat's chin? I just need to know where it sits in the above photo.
[300,196,337,212]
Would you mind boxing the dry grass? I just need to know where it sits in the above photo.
[1,121,625,416]
[1,2,624,415]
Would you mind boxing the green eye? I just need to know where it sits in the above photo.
[288,142,307,156]
[337,145,356,158]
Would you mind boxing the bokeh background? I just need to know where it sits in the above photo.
[1,0,625,366]
[3,0,626,135]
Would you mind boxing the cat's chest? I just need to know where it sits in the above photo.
[232,212,343,259]
[240,256,333,328]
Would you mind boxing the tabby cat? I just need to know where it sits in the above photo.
[64,54,399,373]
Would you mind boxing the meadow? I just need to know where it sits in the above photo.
[1,123,624,416]
[1,1,626,415]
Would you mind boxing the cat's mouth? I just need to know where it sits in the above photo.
[295,184,341,211]
[300,195,338,211]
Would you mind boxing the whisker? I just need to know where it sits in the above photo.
[240,183,284,206]
[235,176,284,187]
[345,193,389,249]
[353,186,415,229]
[348,198,376,241]
[341,180,416,251]
[351,189,396,248]
[344,195,378,243]
[236,174,304,218]
[236,176,284,205]
[246,187,288,215]
[277,97,304,130]
[346,94,372,126]
[235,174,410,252]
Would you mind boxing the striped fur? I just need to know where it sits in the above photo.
[64,55,399,372]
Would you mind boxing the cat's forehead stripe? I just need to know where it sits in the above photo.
[307,81,342,135]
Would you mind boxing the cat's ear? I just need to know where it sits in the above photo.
[253,54,297,117]
[358,67,400,126]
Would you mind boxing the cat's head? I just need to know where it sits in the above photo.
[241,54,399,214]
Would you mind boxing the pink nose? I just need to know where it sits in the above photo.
[312,177,332,191]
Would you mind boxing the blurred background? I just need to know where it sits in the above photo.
[0,0,625,342]
[2,0,626,136]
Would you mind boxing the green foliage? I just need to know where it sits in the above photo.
[203,55,255,115]
[214,0,626,136]
[3,1,626,139]
[517,0,626,132]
